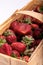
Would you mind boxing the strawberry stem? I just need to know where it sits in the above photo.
[23,18,32,24]
[22,36,34,46]
[39,6,43,12]
[11,53,17,58]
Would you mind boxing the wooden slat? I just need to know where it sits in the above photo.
[11,57,27,65]
[0,53,11,65]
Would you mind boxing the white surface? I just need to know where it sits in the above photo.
[0,0,32,25]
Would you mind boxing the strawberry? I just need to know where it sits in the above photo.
[23,56,29,62]
[34,39,41,46]
[11,42,26,53]
[3,29,17,44]
[36,39,41,45]
[23,16,32,24]
[31,24,39,29]
[11,50,20,57]
[10,21,31,35]
[33,28,41,39]
[0,47,5,54]
[0,35,6,39]
[34,5,43,14]
[0,43,12,56]
[23,15,29,19]
[0,35,6,46]
[41,24,43,32]
[31,39,41,48]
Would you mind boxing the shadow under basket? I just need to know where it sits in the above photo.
[0,0,43,65]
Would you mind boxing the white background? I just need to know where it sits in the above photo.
[0,0,32,25]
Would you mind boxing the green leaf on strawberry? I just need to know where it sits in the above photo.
[3,29,14,36]
[21,36,34,46]
[11,53,17,58]
[24,48,34,56]
[38,6,43,13]
[0,38,6,46]
[23,18,32,24]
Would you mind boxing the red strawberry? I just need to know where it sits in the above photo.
[32,39,41,47]
[33,28,41,38]
[10,21,31,35]
[34,5,43,14]
[11,42,26,53]
[41,24,43,32]
[34,5,40,12]
[36,39,41,45]
[12,50,20,57]
[0,35,6,46]
[0,43,12,56]
[3,29,17,44]
[0,35,6,39]
[0,47,5,54]
[23,15,29,19]
[17,57,21,59]
[31,24,39,29]
[23,56,29,62]
[35,39,41,45]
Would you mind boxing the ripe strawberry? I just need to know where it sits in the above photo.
[0,47,5,54]
[10,21,31,35]
[23,56,29,62]
[35,39,41,46]
[31,24,39,29]
[0,35,6,46]
[3,29,17,44]
[0,43,12,56]
[34,5,43,14]
[31,39,41,47]
[23,15,29,19]
[36,39,41,44]
[41,24,43,32]
[17,57,21,59]
[11,42,26,53]
[11,50,20,57]
[0,35,6,39]
[33,28,41,39]
[23,15,40,28]
[23,15,32,22]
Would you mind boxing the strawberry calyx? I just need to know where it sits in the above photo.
[11,53,17,58]
[24,48,34,56]
[38,6,43,13]
[22,35,34,46]
[0,38,6,43]
[3,29,14,36]
[23,17,32,24]
[0,38,6,46]
[11,50,20,58]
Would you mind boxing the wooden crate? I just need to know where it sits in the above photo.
[0,0,43,65]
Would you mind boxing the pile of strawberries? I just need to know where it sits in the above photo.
[0,5,43,62]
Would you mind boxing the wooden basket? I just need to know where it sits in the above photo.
[0,0,43,65]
